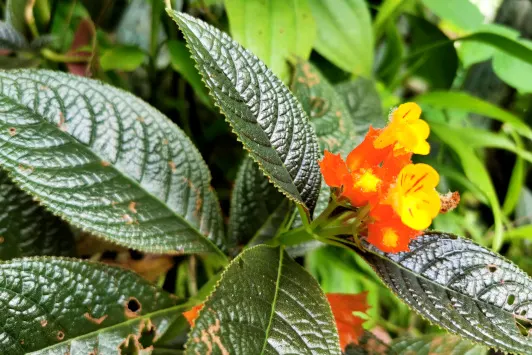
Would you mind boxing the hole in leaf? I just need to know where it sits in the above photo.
[515,315,532,337]
[125,297,142,318]
[508,294,516,305]
[487,264,497,273]
[138,326,156,348]
[56,331,65,340]
[521,310,527,316]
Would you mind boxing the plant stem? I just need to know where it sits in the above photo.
[40,48,89,63]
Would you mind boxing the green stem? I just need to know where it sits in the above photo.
[310,198,339,228]
[297,204,311,227]
[41,48,89,63]
[317,225,354,237]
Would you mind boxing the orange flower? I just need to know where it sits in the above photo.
[367,205,421,253]
[374,103,430,156]
[183,304,204,327]
[327,292,369,350]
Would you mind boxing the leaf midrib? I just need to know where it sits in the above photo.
[260,246,284,355]
[171,11,306,206]
[0,89,224,258]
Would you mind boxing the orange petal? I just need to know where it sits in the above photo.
[367,205,421,253]
[327,292,369,349]
[346,127,389,171]
[319,150,350,188]
[183,304,204,327]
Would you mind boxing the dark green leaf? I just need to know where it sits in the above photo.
[228,156,286,248]
[99,45,146,71]
[0,20,28,50]
[307,0,373,76]
[407,15,458,89]
[0,170,75,260]
[361,232,532,354]
[225,0,316,82]
[5,0,26,36]
[0,257,184,354]
[0,55,40,69]
[169,11,321,213]
[420,0,483,32]
[0,69,226,256]
[186,245,341,354]
[376,22,404,86]
[167,40,211,107]
[389,334,487,355]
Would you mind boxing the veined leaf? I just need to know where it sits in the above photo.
[389,334,487,355]
[169,11,321,213]
[225,0,316,82]
[228,156,286,248]
[0,258,185,354]
[0,20,28,50]
[361,232,532,354]
[0,170,75,260]
[185,245,341,354]
[0,69,226,256]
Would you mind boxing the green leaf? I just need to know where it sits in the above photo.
[307,0,373,76]
[420,0,483,32]
[389,334,487,355]
[0,257,184,354]
[376,21,404,86]
[228,156,286,248]
[407,15,458,89]
[99,45,146,71]
[492,38,532,93]
[0,170,75,260]
[185,245,341,354]
[5,0,26,36]
[167,39,211,107]
[361,232,532,354]
[225,0,316,82]
[373,0,404,40]
[415,91,532,140]
[0,20,28,50]
[429,122,504,251]
[0,69,226,257]
[169,11,321,213]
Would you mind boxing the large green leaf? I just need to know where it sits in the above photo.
[228,156,286,248]
[0,69,226,256]
[185,245,340,354]
[420,0,483,32]
[307,0,373,76]
[5,0,26,36]
[99,45,146,72]
[0,171,75,260]
[389,334,487,355]
[361,232,532,354]
[0,258,186,354]
[169,11,321,213]
[225,0,316,82]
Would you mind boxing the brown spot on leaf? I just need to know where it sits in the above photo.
[195,319,228,355]
[84,312,108,325]
[122,214,134,224]
[17,164,34,175]
[40,319,48,327]
[101,160,111,167]
[168,161,176,172]
[0,236,4,244]
[136,116,145,123]
[299,62,320,87]
[487,264,497,273]
[162,139,169,145]
[124,297,142,318]
[19,339,24,345]
[128,202,137,214]
[58,112,68,132]
[8,127,16,136]
[57,331,65,340]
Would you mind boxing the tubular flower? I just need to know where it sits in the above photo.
[318,102,454,253]
[373,102,430,156]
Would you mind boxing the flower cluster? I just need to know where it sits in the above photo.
[319,102,449,253]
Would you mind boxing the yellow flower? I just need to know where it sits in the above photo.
[387,163,441,230]
[373,102,430,155]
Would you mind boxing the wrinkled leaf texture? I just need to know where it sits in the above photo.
[168,10,322,214]
[0,258,185,354]
[185,245,341,354]
[361,232,532,354]
[0,69,226,256]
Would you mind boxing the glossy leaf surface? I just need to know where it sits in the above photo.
[185,245,341,354]
[0,170,75,260]
[389,334,487,355]
[0,258,183,354]
[361,232,532,354]
[169,11,321,213]
[0,69,226,255]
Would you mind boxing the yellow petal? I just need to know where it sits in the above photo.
[393,102,422,123]
[410,119,430,139]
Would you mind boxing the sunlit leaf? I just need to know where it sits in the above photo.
[225,0,316,82]
[361,232,532,354]
[186,245,341,354]
[421,0,483,32]
[0,69,226,256]
[100,45,146,72]
[169,11,322,213]
[0,257,185,354]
